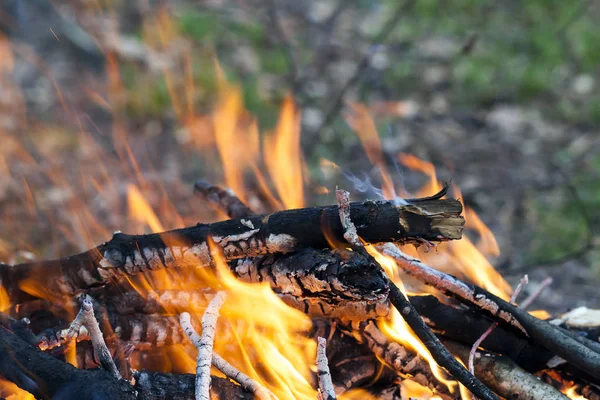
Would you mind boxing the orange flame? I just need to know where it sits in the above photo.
[264,96,305,210]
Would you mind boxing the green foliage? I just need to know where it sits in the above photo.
[528,155,600,264]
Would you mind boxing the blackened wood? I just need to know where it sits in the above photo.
[472,288,600,382]
[133,371,260,400]
[382,244,600,382]
[105,248,391,320]
[387,282,499,400]
[410,295,553,371]
[194,179,254,219]
[234,248,390,320]
[0,324,136,400]
[0,197,463,304]
[342,320,457,399]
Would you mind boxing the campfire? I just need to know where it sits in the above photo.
[0,40,598,400]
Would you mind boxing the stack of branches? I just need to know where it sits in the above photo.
[0,180,599,400]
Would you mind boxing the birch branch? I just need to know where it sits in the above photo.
[180,291,227,400]
[68,295,121,380]
[317,337,336,400]
[179,295,276,400]
[211,353,277,400]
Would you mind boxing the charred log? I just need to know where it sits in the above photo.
[0,197,463,304]
[133,371,254,400]
[410,295,553,371]
[194,179,254,219]
[0,323,136,400]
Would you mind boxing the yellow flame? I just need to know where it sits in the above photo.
[564,385,587,400]
[0,286,9,312]
[0,378,35,400]
[397,153,442,196]
[529,309,551,319]
[212,72,257,202]
[207,239,317,399]
[127,184,165,232]
[400,380,444,399]
[367,246,458,393]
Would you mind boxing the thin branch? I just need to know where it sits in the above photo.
[336,189,360,247]
[193,179,253,219]
[387,281,499,400]
[317,337,336,400]
[211,353,278,400]
[180,291,227,400]
[521,277,553,310]
[468,275,528,375]
[381,244,600,382]
[179,298,276,400]
[68,295,121,380]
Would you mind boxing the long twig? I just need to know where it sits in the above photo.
[211,353,277,400]
[381,244,600,382]
[521,277,553,309]
[180,291,227,400]
[68,295,121,380]
[317,337,336,400]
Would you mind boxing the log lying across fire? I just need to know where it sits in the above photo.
[0,181,598,399]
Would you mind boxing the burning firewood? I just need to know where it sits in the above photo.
[0,319,136,400]
[2,180,598,399]
[334,189,499,400]
[133,371,254,400]
[66,294,121,380]
[316,337,336,400]
[0,193,463,305]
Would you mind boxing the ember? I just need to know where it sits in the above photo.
[0,3,598,400]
